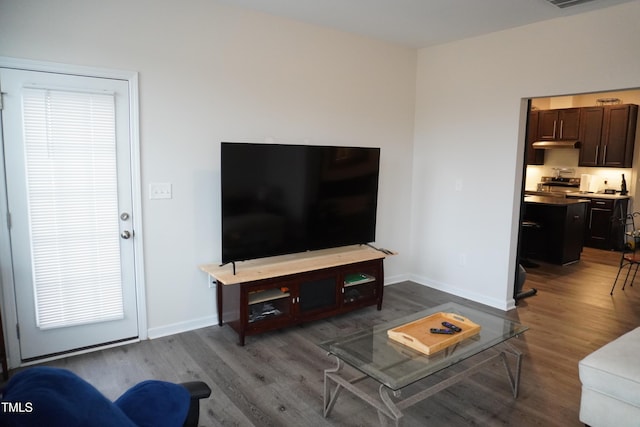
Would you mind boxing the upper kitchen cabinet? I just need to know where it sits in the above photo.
[526,110,544,165]
[579,107,605,166]
[578,104,638,168]
[537,108,581,141]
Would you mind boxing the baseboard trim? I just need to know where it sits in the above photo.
[147,315,218,339]
[384,273,410,286]
[409,275,515,311]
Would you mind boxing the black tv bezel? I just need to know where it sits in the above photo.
[220,142,380,264]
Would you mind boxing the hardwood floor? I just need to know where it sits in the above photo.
[20,247,640,426]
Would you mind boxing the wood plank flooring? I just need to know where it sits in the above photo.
[18,247,640,426]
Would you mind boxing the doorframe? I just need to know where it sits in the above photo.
[0,56,147,369]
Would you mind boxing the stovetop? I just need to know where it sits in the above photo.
[540,176,580,187]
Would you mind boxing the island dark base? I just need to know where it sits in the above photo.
[523,196,589,265]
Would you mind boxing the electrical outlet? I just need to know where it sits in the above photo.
[149,182,172,199]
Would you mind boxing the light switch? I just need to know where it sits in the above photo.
[149,182,172,199]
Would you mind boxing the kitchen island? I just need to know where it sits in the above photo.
[522,195,590,265]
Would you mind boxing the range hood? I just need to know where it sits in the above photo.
[532,140,581,149]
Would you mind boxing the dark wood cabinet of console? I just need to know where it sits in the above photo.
[201,246,386,345]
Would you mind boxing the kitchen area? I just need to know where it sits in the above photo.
[521,89,640,267]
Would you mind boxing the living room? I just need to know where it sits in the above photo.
[1,0,640,425]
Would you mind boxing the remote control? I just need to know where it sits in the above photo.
[441,321,462,332]
[430,328,455,334]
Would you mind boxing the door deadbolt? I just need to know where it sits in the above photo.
[120,212,130,221]
[121,230,132,239]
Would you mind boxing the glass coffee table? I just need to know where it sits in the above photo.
[319,302,528,426]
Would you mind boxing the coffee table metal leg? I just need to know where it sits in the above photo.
[324,355,398,422]
[379,385,403,426]
[323,356,344,417]
[499,341,523,398]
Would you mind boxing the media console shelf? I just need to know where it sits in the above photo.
[200,245,390,345]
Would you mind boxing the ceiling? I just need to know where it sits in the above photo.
[217,0,637,48]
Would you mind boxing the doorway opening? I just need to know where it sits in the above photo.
[515,88,640,301]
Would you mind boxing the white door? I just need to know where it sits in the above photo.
[0,67,139,361]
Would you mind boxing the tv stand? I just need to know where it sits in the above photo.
[200,245,390,345]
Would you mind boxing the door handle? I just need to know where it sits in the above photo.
[121,230,132,239]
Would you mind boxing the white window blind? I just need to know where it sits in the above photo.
[22,87,124,330]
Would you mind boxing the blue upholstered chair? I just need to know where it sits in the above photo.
[0,366,211,427]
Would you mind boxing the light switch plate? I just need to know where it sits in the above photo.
[149,182,172,199]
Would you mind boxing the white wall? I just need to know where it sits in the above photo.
[412,1,640,309]
[0,0,417,335]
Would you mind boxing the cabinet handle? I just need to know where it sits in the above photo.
[559,120,564,139]
[553,120,557,139]
[595,145,599,163]
[603,145,607,164]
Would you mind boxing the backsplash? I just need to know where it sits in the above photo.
[525,149,632,194]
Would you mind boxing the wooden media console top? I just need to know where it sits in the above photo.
[199,245,388,285]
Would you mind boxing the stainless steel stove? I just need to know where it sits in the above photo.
[536,176,581,196]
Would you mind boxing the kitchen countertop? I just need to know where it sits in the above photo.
[525,191,631,200]
[524,195,590,205]
[565,192,630,200]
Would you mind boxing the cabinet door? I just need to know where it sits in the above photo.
[526,110,544,165]
[587,199,614,248]
[341,262,381,308]
[537,108,580,140]
[537,110,559,140]
[579,107,604,166]
[602,104,637,168]
[297,272,338,319]
[245,281,294,329]
[558,108,581,140]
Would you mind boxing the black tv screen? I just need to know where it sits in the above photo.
[221,142,380,263]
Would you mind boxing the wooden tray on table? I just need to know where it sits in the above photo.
[387,312,481,355]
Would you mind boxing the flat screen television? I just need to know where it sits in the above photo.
[221,142,380,263]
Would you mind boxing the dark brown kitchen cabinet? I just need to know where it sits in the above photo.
[578,104,638,168]
[567,196,629,250]
[602,104,638,167]
[526,110,544,165]
[537,108,581,141]
[587,198,629,250]
[578,107,605,166]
